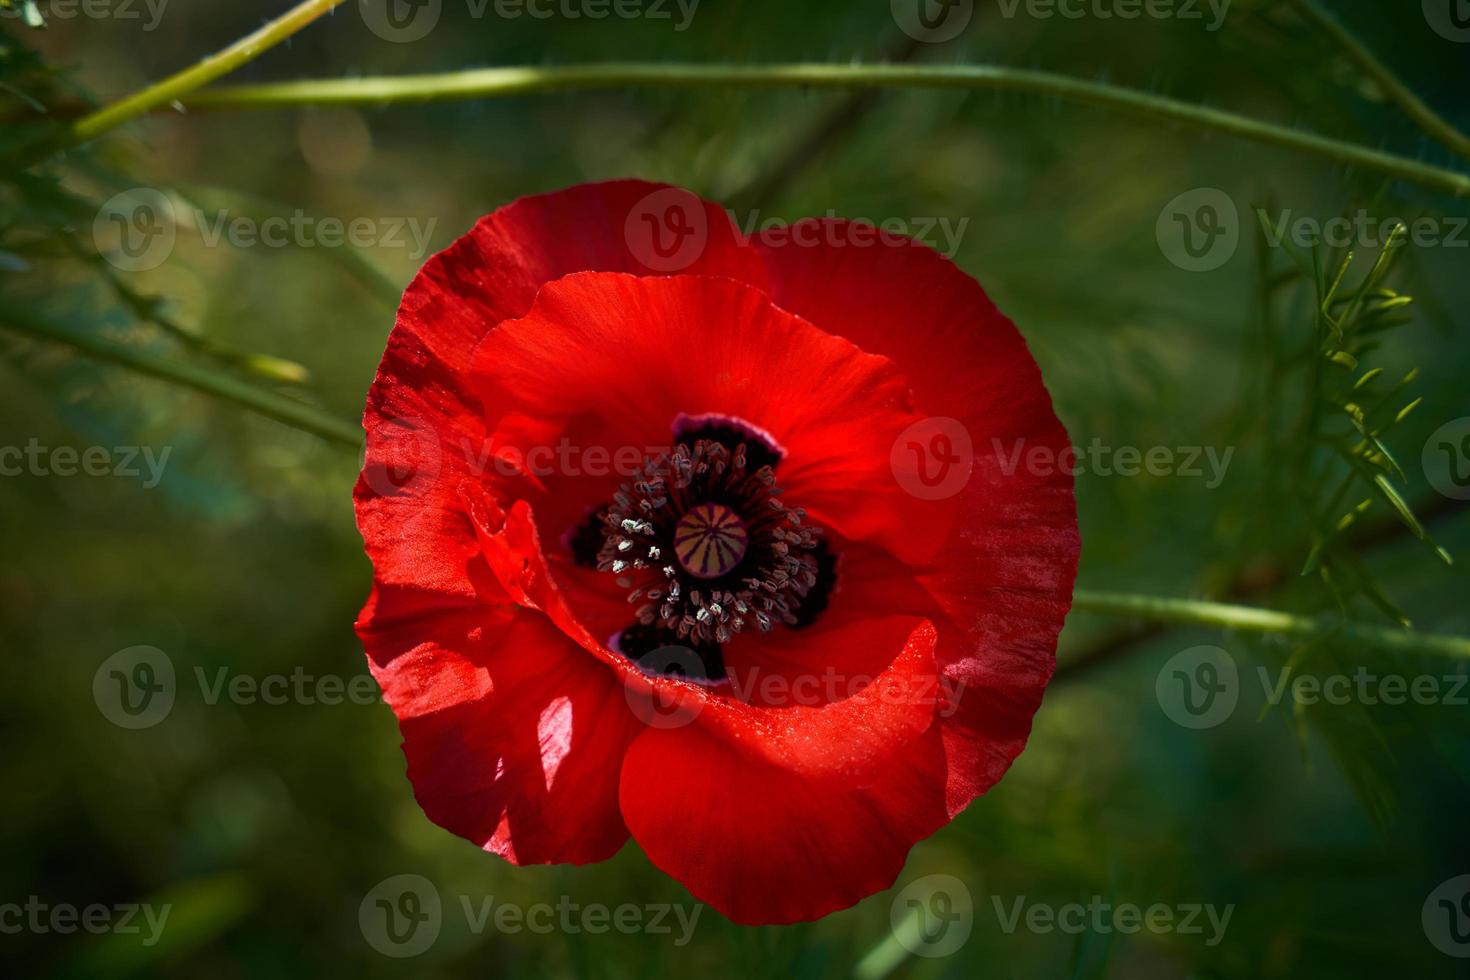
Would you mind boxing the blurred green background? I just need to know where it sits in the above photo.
[3,0,1469,976]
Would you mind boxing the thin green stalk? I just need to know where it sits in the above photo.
[854,904,924,980]
[1294,0,1470,164]
[67,237,314,385]
[1,309,362,449]
[68,0,348,145]
[1073,589,1470,659]
[184,63,1470,198]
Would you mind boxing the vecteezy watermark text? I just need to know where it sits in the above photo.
[733,209,970,258]
[885,874,1233,959]
[994,0,1229,31]
[1259,210,1468,251]
[0,0,168,30]
[1258,665,1468,709]
[0,897,170,945]
[194,210,437,257]
[358,875,701,957]
[991,895,1233,946]
[0,440,170,488]
[359,0,699,43]
[893,0,1228,41]
[991,437,1235,488]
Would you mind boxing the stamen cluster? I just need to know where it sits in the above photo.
[596,439,821,647]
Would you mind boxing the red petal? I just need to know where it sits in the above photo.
[401,179,766,358]
[722,539,937,702]
[755,223,1080,816]
[359,585,642,865]
[619,619,949,924]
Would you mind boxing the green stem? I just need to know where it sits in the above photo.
[67,0,348,145]
[183,63,1470,198]
[1073,589,1470,659]
[1294,0,1470,164]
[0,309,362,449]
[68,237,314,386]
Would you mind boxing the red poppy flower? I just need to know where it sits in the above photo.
[354,180,1079,925]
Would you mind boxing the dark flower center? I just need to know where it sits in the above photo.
[576,419,837,679]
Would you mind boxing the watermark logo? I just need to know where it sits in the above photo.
[1423,417,1470,501]
[360,874,442,958]
[1157,645,1238,729]
[93,645,176,730]
[1424,0,1470,42]
[891,417,974,500]
[360,0,442,42]
[625,187,709,272]
[890,874,974,958]
[360,413,443,498]
[1157,188,1239,272]
[94,189,176,273]
[1423,875,1470,957]
[622,644,710,729]
[891,0,973,42]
